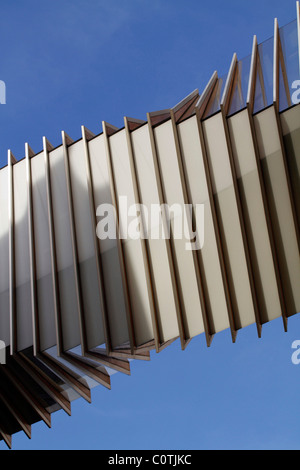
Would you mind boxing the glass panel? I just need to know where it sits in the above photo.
[253,36,274,114]
[203,75,226,119]
[279,57,290,111]
[228,54,251,116]
[280,106,300,233]
[279,19,300,111]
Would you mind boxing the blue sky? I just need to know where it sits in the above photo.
[1,0,300,450]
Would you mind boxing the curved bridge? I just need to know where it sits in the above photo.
[0,3,299,449]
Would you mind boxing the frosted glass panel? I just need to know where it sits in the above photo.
[279,19,300,112]
[228,55,251,116]
[154,120,205,338]
[254,106,300,317]
[203,113,256,329]
[109,129,154,346]
[88,135,130,348]
[177,115,229,333]
[253,37,274,114]
[49,146,80,351]
[13,159,33,351]
[131,124,179,342]
[68,140,105,350]
[228,109,281,322]
[31,152,56,351]
[280,105,300,229]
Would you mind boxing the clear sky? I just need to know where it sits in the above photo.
[0,0,300,450]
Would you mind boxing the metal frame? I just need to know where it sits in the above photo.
[247,33,290,332]
[172,89,199,123]
[61,131,87,355]
[0,425,12,449]
[81,125,111,354]
[102,121,136,355]
[247,36,258,113]
[252,106,300,324]
[8,150,17,355]
[170,109,214,347]
[274,108,300,250]
[221,53,238,116]
[26,143,40,355]
[248,35,268,113]
[247,114,289,331]
[195,76,237,343]
[14,353,72,416]
[38,351,91,403]
[257,54,268,110]
[146,111,189,350]
[148,109,171,127]
[126,117,146,131]
[272,20,300,248]
[44,136,119,382]
[236,61,245,110]
[273,18,280,108]
[0,385,31,439]
[85,350,131,374]
[278,34,292,109]
[61,351,111,389]
[124,116,161,352]
[221,54,263,338]
[80,125,136,368]
[0,363,51,428]
[43,136,64,355]
[195,72,218,119]
[102,121,163,356]
[1,5,300,448]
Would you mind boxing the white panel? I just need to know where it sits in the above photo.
[88,135,130,348]
[280,106,300,226]
[254,106,300,316]
[31,152,56,351]
[228,109,282,322]
[203,113,256,329]
[280,105,300,134]
[109,129,154,346]
[49,146,80,351]
[13,159,33,351]
[154,120,205,338]
[0,167,9,345]
[68,140,106,350]
[131,124,179,342]
[177,116,229,333]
